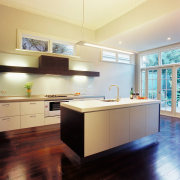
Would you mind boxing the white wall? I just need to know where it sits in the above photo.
[0,5,135,98]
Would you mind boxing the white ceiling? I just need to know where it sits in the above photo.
[102,9,180,52]
[0,0,146,30]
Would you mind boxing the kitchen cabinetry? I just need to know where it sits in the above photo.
[61,102,160,157]
[21,101,44,128]
[0,102,21,131]
[130,106,146,141]
[21,114,44,128]
[84,111,109,157]
[0,102,20,117]
[21,101,44,115]
[109,108,130,148]
[44,116,60,125]
[0,116,20,131]
[146,104,159,136]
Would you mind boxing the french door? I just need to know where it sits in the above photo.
[142,67,174,116]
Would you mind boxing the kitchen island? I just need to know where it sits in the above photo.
[61,98,160,158]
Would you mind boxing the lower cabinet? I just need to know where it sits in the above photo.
[21,114,44,128]
[146,104,159,136]
[84,111,109,157]
[44,116,60,125]
[0,116,20,131]
[83,104,159,157]
[130,106,146,141]
[109,108,130,148]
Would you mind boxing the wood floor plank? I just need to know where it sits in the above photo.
[0,116,180,180]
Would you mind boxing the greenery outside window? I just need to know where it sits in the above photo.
[52,42,74,55]
[141,53,158,68]
[161,49,180,65]
[22,36,49,52]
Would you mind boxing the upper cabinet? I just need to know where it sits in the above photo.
[0,55,100,77]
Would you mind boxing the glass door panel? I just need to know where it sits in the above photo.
[141,70,146,96]
[160,68,172,111]
[176,68,180,112]
[148,70,157,99]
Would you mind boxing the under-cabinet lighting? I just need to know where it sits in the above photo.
[4,73,28,81]
[73,75,87,82]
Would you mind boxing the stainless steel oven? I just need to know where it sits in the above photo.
[44,100,72,117]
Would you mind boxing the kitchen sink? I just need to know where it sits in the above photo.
[102,99,118,102]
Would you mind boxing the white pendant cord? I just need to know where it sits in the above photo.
[81,0,85,41]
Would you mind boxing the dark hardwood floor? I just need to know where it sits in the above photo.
[0,115,180,180]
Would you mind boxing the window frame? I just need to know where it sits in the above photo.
[17,29,76,57]
[101,49,132,64]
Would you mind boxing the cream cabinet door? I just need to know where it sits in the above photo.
[146,104,159,136]
[0,116,20,132]
[21,114,44,128]
[84,111,109,157]
[44,116,60,125]
[109,108,130,148]
[130,106,146,141]
[0,103,20,117]
[21,101,44,115]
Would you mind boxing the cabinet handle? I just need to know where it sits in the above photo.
[29,115,36,118]
[30,102,36,105]
[2,118,10,120]
[2,104,10,107]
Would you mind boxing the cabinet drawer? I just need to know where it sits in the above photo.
[0,103,20,117]
[21,101,44,115]
[44,116,60,125]
[21,114,44,128]
[0,116,20,132]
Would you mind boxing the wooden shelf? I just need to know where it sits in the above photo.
[0,55,100,77]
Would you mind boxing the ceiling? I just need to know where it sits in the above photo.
[0,0,147,30]
[102,9,180,52]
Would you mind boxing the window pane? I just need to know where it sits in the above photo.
[152,79,157,90]
[148,90,153,99]
[22,37,48,52]
[153,90,157,99]
[167,90,172,101]
[167,69,172,79]
[161,69,166,79]
[167,79,172,89]
[166,101,171,111]
[162,49,180,65]
[153,70,157,79]
[177,68,180,78]
[142,71,145,81]
[141,54,158,67]
[142,90,146,97]
[161,79,166,89]
[148,70,153,79]
[142,80,145,89]
[161,90,167,100]
[148,79,152,89]
[118,53,130,62]
[52,43,74,55]
[102,51,116,62]
[176,101,180,113]
[161,101,166,110]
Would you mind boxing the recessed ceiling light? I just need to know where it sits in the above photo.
[167,37,171,41]
[118,41,122,45]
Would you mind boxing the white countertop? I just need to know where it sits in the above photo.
[0,95,104,103]
[61,98,161,113]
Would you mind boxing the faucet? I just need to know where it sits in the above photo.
[109,85,120,102]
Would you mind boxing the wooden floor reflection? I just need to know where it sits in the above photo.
[0,115,180,180]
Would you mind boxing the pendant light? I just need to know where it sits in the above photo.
[76,0,134,55]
